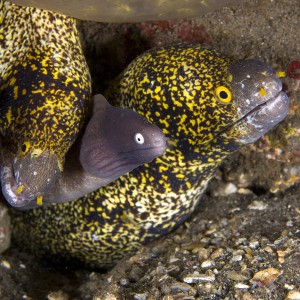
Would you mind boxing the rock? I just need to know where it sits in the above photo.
[251,268,282,286]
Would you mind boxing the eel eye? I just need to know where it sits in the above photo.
[21,141,31,155]
[134,133,145,145]
[215,86,232,104]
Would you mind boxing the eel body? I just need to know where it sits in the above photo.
[11,44,289,268]
[0,0,91,207]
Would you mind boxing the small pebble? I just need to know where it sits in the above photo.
[227,271,250,281]
[231,255,243,262]
[214,182,237,196]
[183,272,215,283]
[248,200,268,210]
[286,291,300,300]
[223,182,238,195]
[249,240,260,249]
[210,248,224,259]
[202,283,214,292]
[201,260,214,268]
[170,282,193,292]
[263,246,274,253]
[251,268,282,285]
[235,283,250,289]
[285,284,296,290]
[237,188,253,195]
[0,260,11,269]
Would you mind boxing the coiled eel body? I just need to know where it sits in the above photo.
[11,44,289,269]
[0,0,91,207]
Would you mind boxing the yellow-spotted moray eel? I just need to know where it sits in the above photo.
[0,0,91,207]
[11,44,289,269]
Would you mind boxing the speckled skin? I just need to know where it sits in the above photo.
[0,0,91,167]
[11,44,288,269]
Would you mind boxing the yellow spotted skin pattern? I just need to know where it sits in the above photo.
[12,44,262,268]
[0,0,91,163]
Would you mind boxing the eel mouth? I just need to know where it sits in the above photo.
[0,151,61,208]
[231,90,289,144]
[1,164,34,207]
[242,91,289,121]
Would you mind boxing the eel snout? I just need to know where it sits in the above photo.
[227,59,289,144]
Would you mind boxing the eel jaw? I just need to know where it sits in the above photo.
[1,164,32,207]
[226,90,289,144]
[0,151,61,208]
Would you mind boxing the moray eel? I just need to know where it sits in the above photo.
[0,0,91,207]
[11,44,289,269]
[20,94,167,209]
[10,0,247,22]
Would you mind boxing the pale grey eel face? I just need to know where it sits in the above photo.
[223,59,289,144]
